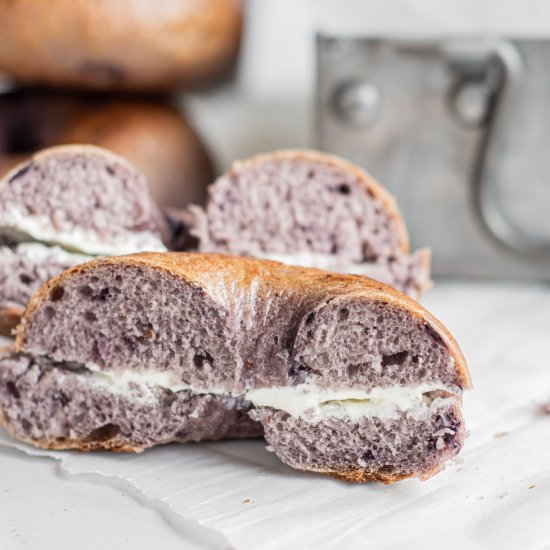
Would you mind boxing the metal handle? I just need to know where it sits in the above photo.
[471,40,550,256]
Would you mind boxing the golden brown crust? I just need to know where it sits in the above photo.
[0,307,23,337]
[326,468,416,484]
[299,427,458,484]
[2,144,140,181]
[0,0,243,91]
[322,463,445,484]
[17,252,471,389]
[231,149,410,254]
[0,95,214,208]
[0,411,144,453]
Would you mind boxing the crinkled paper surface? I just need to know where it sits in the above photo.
[1,282,549,549]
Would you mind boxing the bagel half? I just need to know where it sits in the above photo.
[0,253,470,483]
[0,145,168,333]
[189,150,431,299]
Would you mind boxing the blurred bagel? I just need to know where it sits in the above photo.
[0,0,243,92]
[0,89,214,208]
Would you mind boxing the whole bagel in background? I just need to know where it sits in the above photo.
[0,90,214,207]
[0,0,243,92]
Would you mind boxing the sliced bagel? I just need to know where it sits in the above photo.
[1,253,469,483]
[0,145,168,333]
[189,150,431,299]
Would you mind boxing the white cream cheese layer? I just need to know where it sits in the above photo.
[1,208,166,256]
[82,364,454,421]
[15,242,90,265]
[245,383,454,422]
[85,363,227,397]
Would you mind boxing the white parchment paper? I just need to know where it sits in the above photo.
[1,282,549,549]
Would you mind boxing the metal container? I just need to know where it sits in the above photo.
[316,35,550,279]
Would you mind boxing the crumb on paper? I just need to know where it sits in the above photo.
[242,498,251,504]
[528,484,536,490]
[494,431,508,438]
[497,493,508,499]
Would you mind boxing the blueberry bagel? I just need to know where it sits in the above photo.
[0,145,169,333]
[189,150,431,299]
[0,253,470,483]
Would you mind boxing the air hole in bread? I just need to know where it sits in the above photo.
[339,308,349,321]
[86,423,121,443]
[362,449,375,461]
[5,381,20,399]
[43,306,55,319]
[54,390,70,407]
[92,288,110,302]
[193,351,213,369]
[78,285,93,297]
[122,337,138,353]
[381,351,409,368]
[49,285,64,302]
[346,362,370,377]
[305,312,315,325]
[337,183,351,195]
[160,391,177,408]
[84,311,97,323]
[19,273,32,285]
